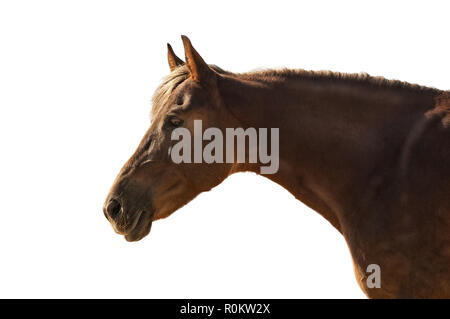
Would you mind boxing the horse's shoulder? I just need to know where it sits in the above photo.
[397,93,450,187]
[427,92,450,128]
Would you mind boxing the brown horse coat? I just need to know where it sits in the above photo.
[104,36,450,298]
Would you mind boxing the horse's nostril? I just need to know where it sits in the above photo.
[106,198,122,218]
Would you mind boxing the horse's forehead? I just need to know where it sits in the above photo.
[152,79,205,115]
[151,81,184,113]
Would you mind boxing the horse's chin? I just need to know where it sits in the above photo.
[124,210,154,242]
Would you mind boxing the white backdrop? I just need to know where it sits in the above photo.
[0,0,448,298]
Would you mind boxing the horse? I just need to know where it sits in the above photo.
[103,35,450,298]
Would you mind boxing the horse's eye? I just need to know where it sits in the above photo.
[168,116,183,127]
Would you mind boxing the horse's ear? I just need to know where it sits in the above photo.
[181,35,214,83]
[167,43,184,71]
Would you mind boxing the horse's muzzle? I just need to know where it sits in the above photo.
[103,196,154,241]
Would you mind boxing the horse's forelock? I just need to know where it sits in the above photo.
[151,66,189,119]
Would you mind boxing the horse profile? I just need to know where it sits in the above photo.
[104,35,450,298]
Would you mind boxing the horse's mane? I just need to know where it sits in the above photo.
[152,66,442,117]
[237,68,441,94]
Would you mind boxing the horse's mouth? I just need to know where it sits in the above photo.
[124,210,154,242]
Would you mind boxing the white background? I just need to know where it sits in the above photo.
[0,1,448,298]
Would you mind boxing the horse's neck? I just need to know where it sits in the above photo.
[218,72,438,232]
